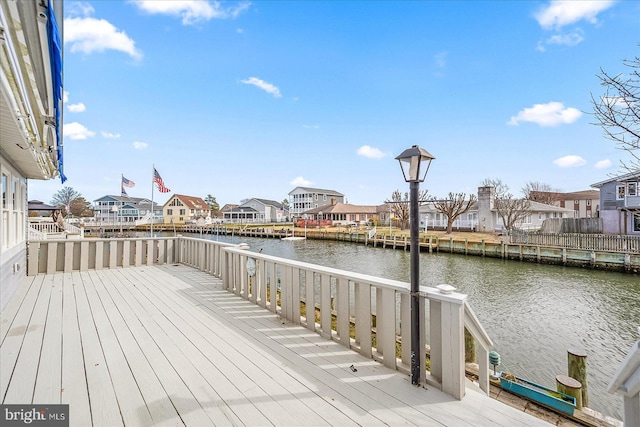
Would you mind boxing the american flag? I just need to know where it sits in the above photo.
[153,168,171,193]
[122,176,135,188]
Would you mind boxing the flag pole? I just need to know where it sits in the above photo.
[151,164,155,237]
[120,173,123,234]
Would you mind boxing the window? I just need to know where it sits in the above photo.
[167,209,173,215]
[617,185,625,200]
[586,200,591,206]
[574,200,579,205]
[179,209,185,215]
[628,182,638,197]
[635,214,640,232]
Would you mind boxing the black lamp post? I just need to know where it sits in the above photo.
[395,144,435,385]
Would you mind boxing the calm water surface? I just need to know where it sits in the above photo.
[196,233,639,419]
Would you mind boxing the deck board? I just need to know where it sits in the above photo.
[0,265,553,426]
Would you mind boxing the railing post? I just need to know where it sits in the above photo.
[425,286,467,400]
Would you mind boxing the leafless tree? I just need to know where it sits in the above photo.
[386,189,429,230]
[69,197,94,217]
[522,181,562,205]
[495,193,531,231]
[433,192,477,234]
[481,177,509,199]
[482,178,532,231]
[591,54,640,171]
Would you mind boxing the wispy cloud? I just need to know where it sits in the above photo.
[553,155,587,167]
[241,77,282,98]
[534,0,615,30]
[67,103,86,113]
[508,102,581,127]
[133,141,149,150]
[357,145,386,159]
[101,131,120,139]
[534,1,614,50]
[290,176,311,186]
[64,122,95,140]
[132,1,251,25]
[302,124,320,130]
[546,29,584,46]
[595,159,612,169]
[65,4,142,60]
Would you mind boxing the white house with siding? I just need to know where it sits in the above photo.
[288,187,345,218]
[0,0,64,311]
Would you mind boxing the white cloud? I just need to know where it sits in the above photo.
[357,145,386,159]
[290,176,311,186]
[535,0,615,30]
[133,141,149,150]
[101,131,120,139]
[63,122,95,140]
[67,103,86,112]
[63,91,69,103]
[553,155,587,167]
[133,1,250,25]
[241,77,282,98]
[508,102,582,127]
[595,159,612,169]
[64,15,142,59]
[546,29,584,46]
[303,124,320,130]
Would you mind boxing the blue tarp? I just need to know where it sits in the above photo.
[47,3,66,183]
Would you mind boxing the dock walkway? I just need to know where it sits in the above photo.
[1,264,552,426]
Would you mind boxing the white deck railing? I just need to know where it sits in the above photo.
[27,236,493,401]
[608,328,640,426]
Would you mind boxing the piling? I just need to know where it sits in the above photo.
[556,374,583,410]
[567,348,589,407]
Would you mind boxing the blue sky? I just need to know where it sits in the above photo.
[29,0,640,207]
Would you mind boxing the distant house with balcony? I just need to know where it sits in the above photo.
[163,194,211,224]
[591,171,640,234]
[222,198,288,223]
[289,187,345,218]
[93,195,161,224]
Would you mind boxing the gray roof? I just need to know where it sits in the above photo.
[591,170,640,188]
[288,186,344,196]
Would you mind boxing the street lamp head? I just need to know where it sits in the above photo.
[395,145,435,183]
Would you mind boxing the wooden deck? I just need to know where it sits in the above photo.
[1,265,552,426]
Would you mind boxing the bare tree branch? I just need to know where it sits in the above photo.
[522,181,562,205]
[495,193,531,231]
[591,54,640,171]
[432,192,477,234]
[385,189,429,230]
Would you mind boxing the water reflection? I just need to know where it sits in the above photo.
[195,234,639,419]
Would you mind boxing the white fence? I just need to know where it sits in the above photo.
[27,236,493,400]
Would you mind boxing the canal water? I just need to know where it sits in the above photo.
[193,233,638,419]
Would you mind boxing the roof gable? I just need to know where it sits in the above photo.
[168,194,211,210]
